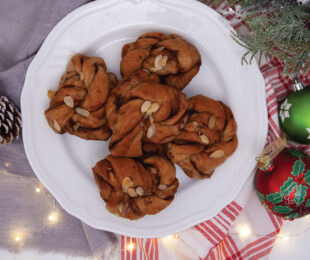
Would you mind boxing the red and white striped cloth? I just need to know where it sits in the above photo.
[119,2,310,259]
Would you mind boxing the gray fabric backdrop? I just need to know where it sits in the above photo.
[0,0,117,257]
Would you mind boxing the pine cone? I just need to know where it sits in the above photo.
[0,96,22,146]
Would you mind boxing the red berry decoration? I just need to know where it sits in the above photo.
[255,149,310,220]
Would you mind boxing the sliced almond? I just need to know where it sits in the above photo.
[79,72,84,81]
[122,177,134,192]
[147,125,156,139]
[147,103,160,114]
[158,184,167,190]
[47,90,55,100]
[53,120,61,132]
[127,188,138,198]
[209,150,225,159]
[150,167,158,174]
[73,123,80,132]
[64,96,74,108]
[149,115,154,124]
[159,55,168,67]
[118,203,124,214]
[199,134,209,145]
[143,68,150,74]
[193,121,198,127]
[141,101,152,113]
[75,107,90,117]
[154,55,163,70]
[136,186,144,196]
[156,46,165,51]
[208,115,216,130]
[149,67,157,72]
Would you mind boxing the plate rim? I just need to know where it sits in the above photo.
[21,0,268,238]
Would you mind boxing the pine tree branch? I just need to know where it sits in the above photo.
[198,0,310,77]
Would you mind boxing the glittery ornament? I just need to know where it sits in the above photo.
[255,149,310,220]
[279,81,310,144]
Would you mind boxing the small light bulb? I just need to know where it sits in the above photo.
[35,188,41,193]
[15,236,20,242]
[238,225,251,238]
[5,163,10,168]
[48,212,58,223]
[126,242,135,251]
[279,234,289,241]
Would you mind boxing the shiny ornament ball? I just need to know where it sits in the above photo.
[255,149,310,220]
[279,86,310,144]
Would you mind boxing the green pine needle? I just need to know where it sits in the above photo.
[198,0,310,77]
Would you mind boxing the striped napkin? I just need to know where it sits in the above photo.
[117,2,310,259]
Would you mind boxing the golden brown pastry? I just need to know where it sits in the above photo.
[120,32,201,91]
[166,95,238,179]
[106,70,188,157]
[93,155,179,220]
[45,54,118,140]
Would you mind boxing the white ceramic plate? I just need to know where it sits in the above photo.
[21,0,268,238]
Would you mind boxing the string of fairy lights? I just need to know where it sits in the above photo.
[1,163,59,247]
[2,161,310,257]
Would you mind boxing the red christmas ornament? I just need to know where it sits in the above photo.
[255,149,310,220]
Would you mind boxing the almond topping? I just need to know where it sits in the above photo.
[208,115,216,130]
[159,55,168,67]
[147,103,160,114]
[118,203,124,214]
[143,68,150,74]
[127,188,138,198]
[150,167,158,174]
[158,184,167,190]
[141,101,152,113]
[75,107,90,117]
[73,123,80,132]
[53,120,61,132]
[149,115,154,124]
[209,150,225,159]
[79,72,84,81]
[147,125,156,139]
[154,55,168,71]
[64,96,74,108]
[122,177,134,192]
[154,55,163,70]
[47,90,55,100]
[193,121,198,127]
[136,186,144,196]
[199,134,210,145]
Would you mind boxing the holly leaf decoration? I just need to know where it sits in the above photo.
[273,205,294,214]
[305,199,310,207]
[280,177,297,196]
[256,191,265,202]
[304,170,310,185]
[266,192,283,204]
[288,149,305,159]
[291,159,305,177]
[286,212,300,220]
[293,184,308,206]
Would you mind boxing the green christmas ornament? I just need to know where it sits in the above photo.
[279,81,310,144]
